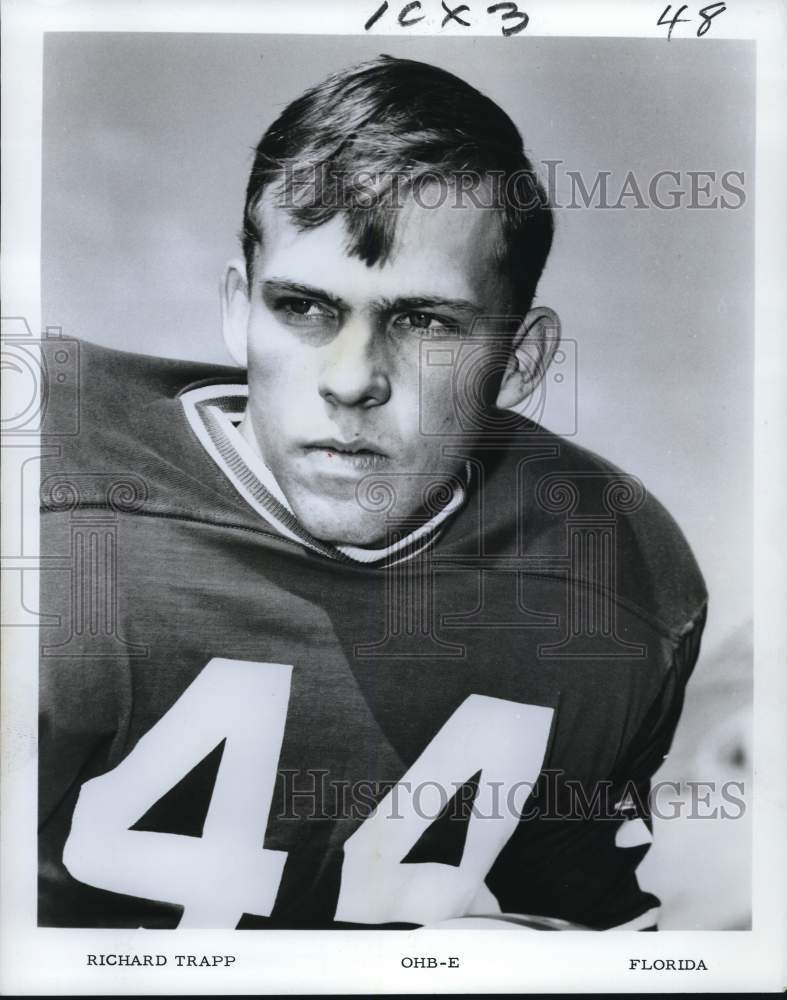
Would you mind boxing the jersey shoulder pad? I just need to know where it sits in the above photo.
[454,418,708,639]
[40,337,249,523]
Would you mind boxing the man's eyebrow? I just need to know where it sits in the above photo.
[262,279,350,312]
[385,295,482,317]
[262,280,482,317]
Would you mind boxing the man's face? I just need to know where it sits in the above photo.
[228,190,522,547]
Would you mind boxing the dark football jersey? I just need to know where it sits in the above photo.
[38,339,707,931]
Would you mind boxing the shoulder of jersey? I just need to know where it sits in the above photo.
[40,337,261,531]
[441,416,708,640]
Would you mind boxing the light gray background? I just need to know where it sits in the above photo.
[42,32,754,928]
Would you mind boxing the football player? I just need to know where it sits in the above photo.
[38,55,707,931]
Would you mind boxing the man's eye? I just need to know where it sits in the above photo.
[394,312,457,335]
[278,298,335,324]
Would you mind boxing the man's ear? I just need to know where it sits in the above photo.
[221,259,251,368]
[496,306,562,411]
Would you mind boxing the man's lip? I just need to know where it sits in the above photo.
[303,438,389,458]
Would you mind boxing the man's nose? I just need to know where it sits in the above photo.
[318,318,391,408]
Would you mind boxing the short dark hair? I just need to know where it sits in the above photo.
[242,55,553,312]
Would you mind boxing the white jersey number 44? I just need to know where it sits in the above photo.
[64,657,553,927]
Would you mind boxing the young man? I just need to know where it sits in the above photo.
[38,55,707,930]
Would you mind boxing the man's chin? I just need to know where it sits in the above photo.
[291,499,393,549]
[286,477,442,549]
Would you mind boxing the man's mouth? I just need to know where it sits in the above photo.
[303,438,390,471]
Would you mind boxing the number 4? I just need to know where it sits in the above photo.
[64,659,291,927]
[64,659,553,927]
[657,4,691,40]
[337,694,552,925]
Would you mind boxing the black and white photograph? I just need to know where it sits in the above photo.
[1,1,785,994]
